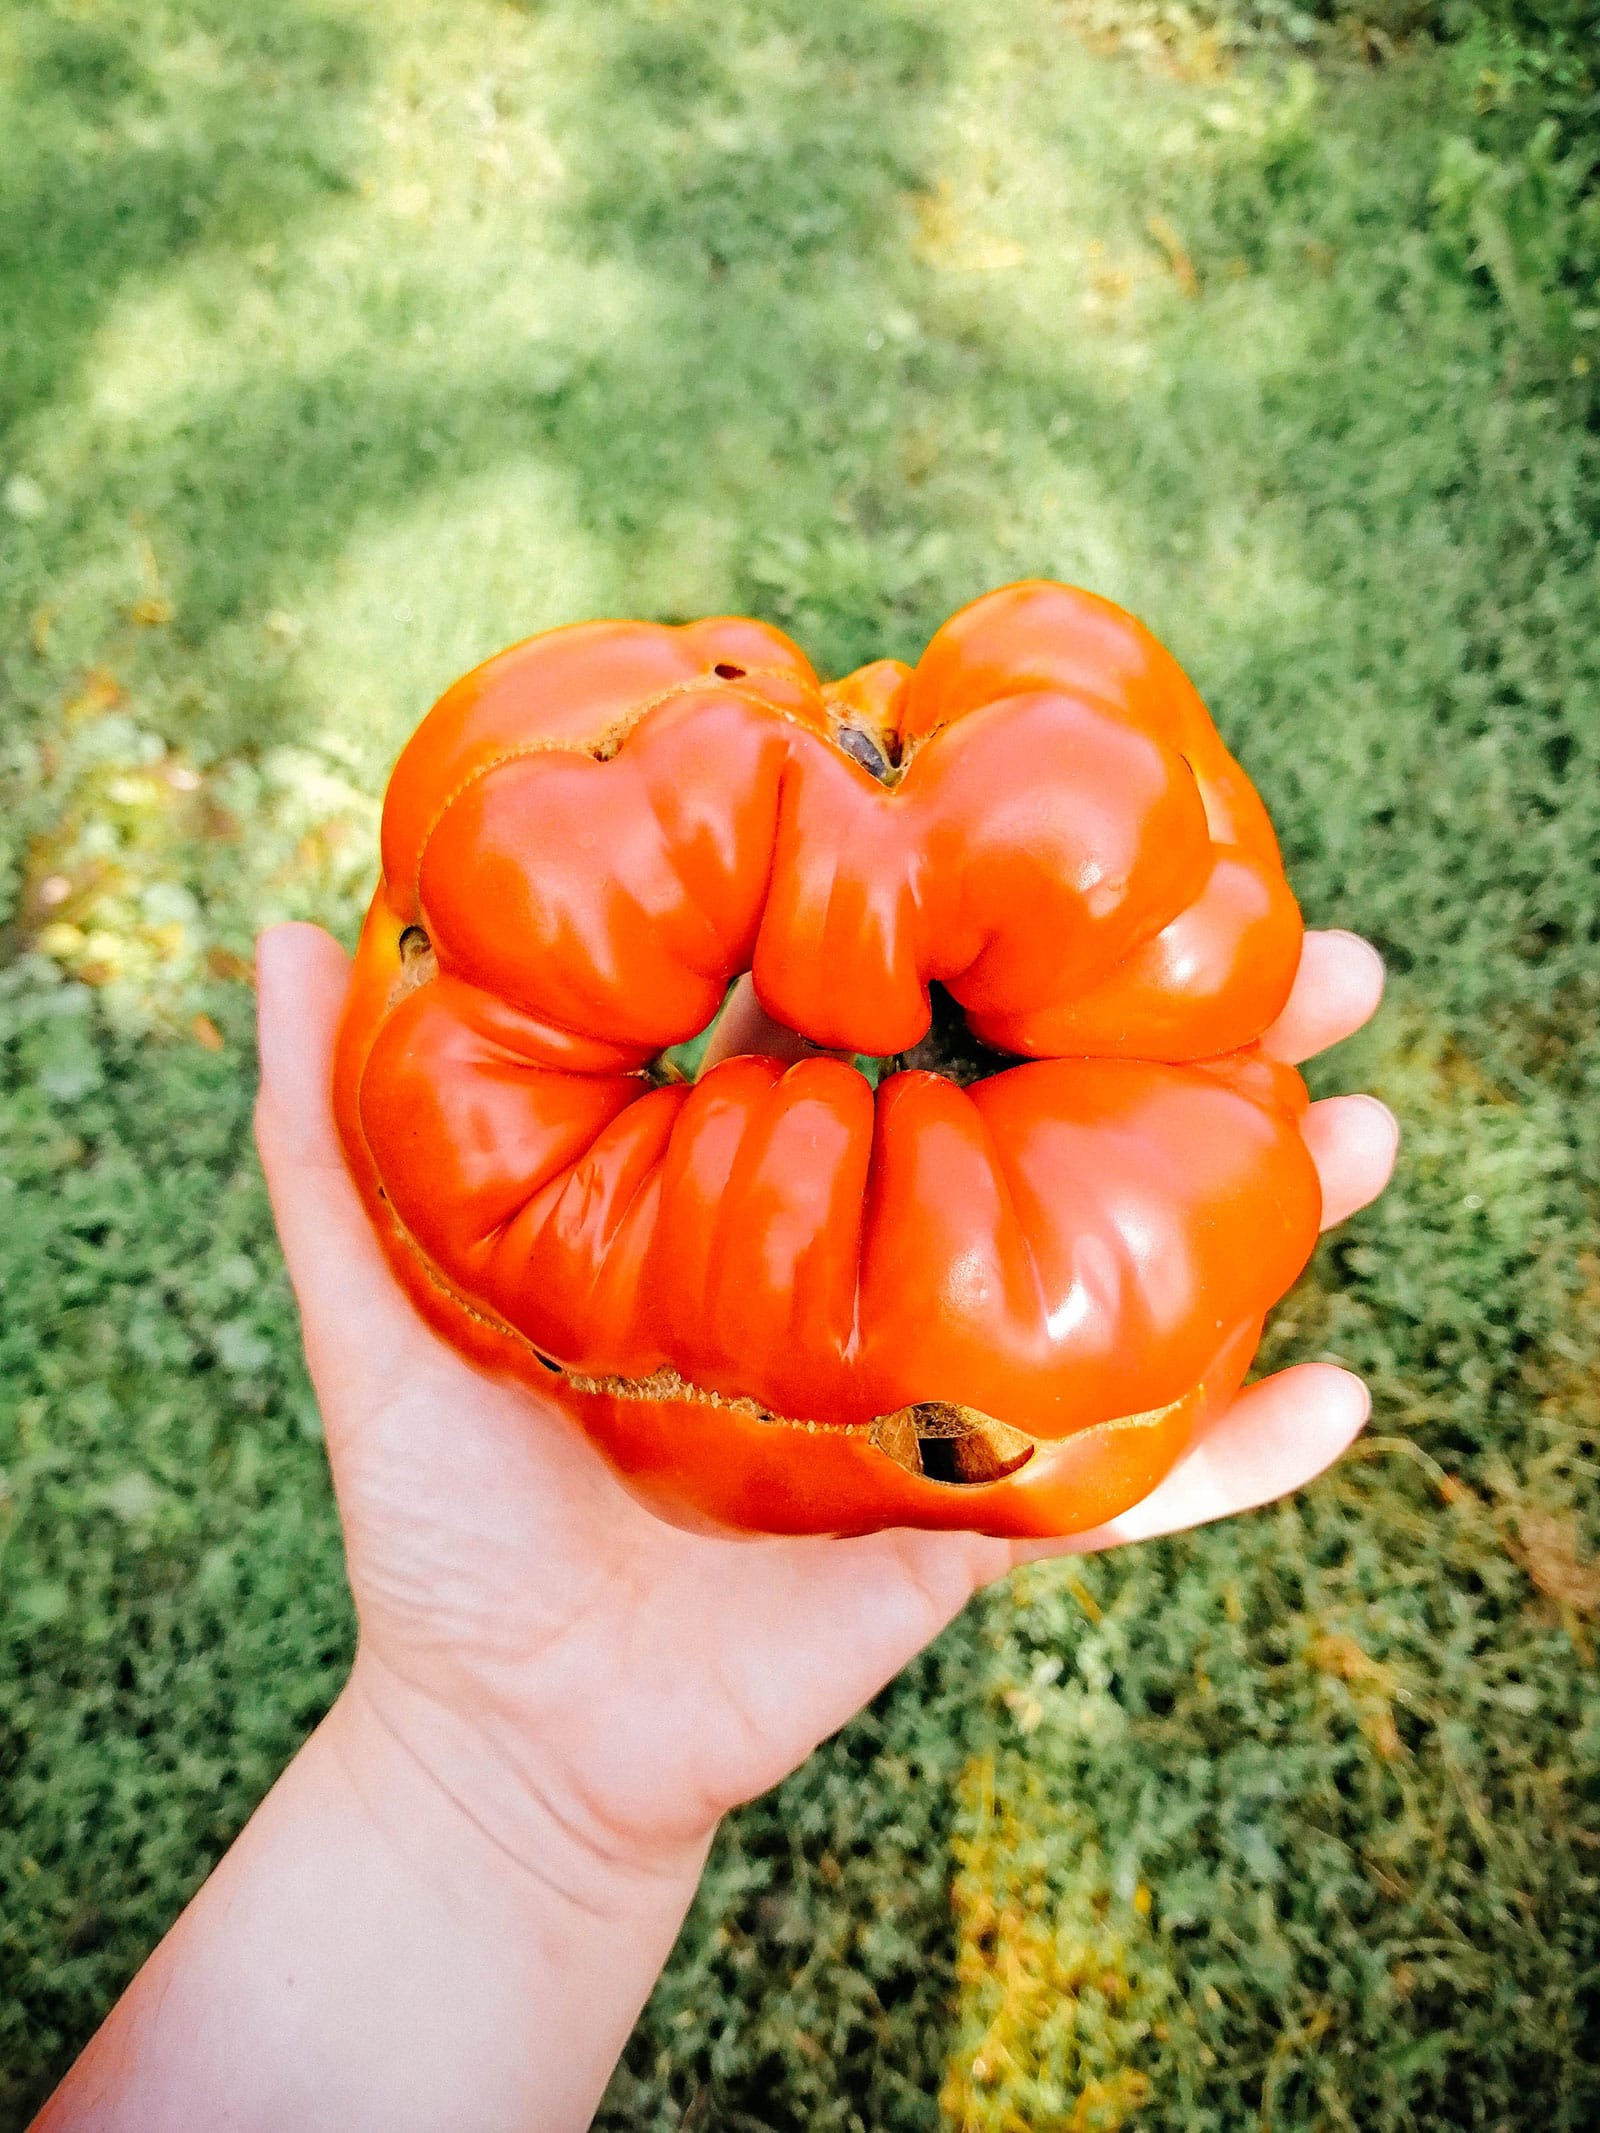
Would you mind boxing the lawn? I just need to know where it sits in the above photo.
[2,0,1598,2125]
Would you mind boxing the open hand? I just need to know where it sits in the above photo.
[256,923,1396,1877]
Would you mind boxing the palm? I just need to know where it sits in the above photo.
[256,924,1394,1854]
[325,1325,999,1844]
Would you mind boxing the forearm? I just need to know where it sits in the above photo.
[35,1660,710,2133]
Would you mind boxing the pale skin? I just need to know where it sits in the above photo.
[36,922,1397,2133]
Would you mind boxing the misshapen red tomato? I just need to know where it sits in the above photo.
[334,582,1322,1537]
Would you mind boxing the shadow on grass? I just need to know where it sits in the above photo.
[1,1,368,442]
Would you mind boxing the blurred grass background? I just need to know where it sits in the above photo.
[2,0,1597,2124]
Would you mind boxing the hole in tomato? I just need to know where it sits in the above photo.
[713,662,746,679]
[870,1402,1035,1485]
[838,724,895,782]
[390,923,438,1005]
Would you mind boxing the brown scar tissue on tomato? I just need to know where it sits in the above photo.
[334,581,1323,1538]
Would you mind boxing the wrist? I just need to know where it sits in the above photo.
[37,1650,714,2133]
[329,1648,715,1932]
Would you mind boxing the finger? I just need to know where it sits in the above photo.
[1304,1093,1399,1230]
[1260,929,1386,1065]
[255,922,350,1170]
[701,975,826,1070]
[255,923,433,1397]
[1013,1361,1369,1564]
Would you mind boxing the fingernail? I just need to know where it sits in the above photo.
[1325,928,1387,983]
[1347,1092,1400,1155]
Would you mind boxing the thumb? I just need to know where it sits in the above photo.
[255,921,351,1174]
[255,922,432,1412]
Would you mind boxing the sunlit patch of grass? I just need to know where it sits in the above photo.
[942,1745,1168,2131]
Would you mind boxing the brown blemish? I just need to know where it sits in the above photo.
[837,723,897,782]
[388,924,437,1007]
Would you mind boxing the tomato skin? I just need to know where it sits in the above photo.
[335,584,1322,1536]
[543,1374,1217,1541]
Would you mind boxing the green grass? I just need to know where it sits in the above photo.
[2,0,1598,2124]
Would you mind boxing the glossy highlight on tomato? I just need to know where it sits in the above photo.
[334,582,1322,1538]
